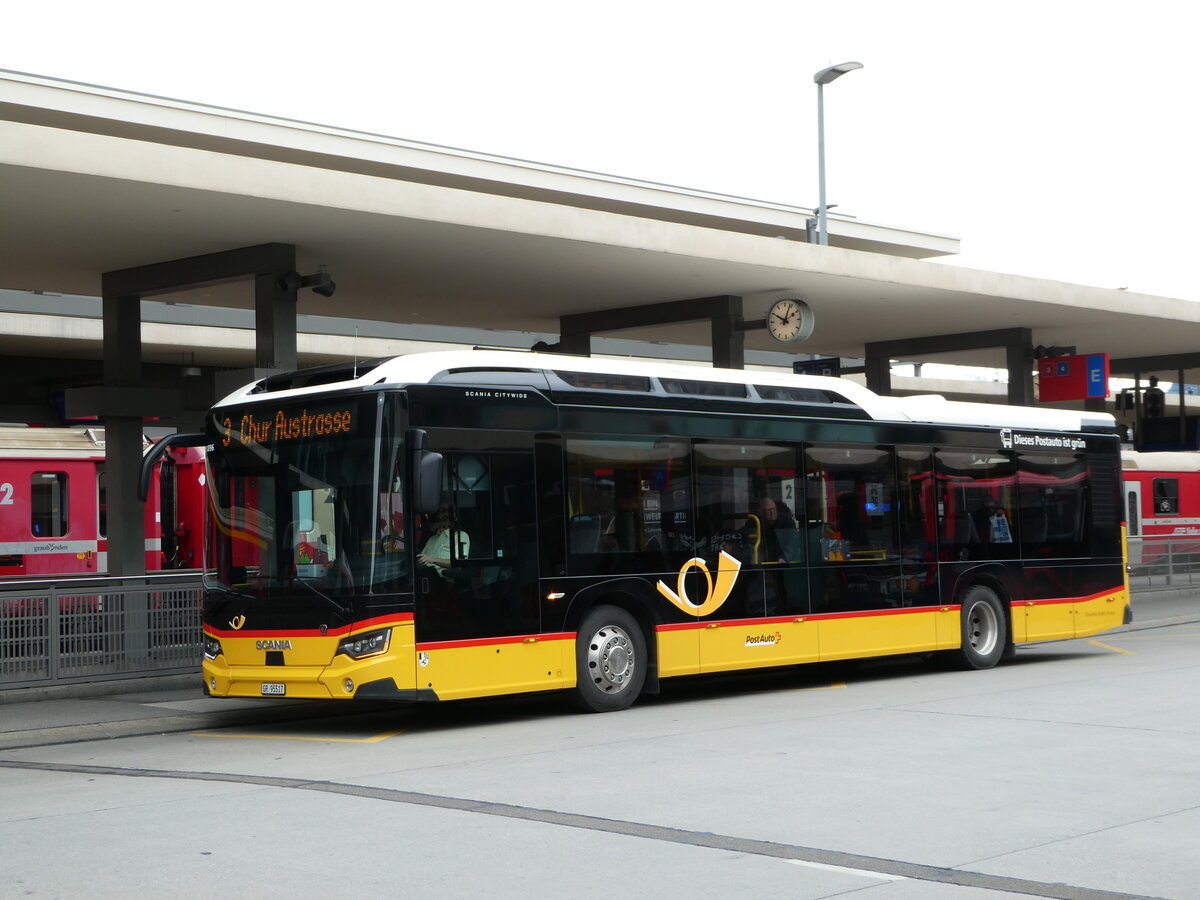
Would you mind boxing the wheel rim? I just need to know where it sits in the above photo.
[968,599,999,657]
[586,623,636,694]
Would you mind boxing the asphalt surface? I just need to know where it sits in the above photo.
[2,589,1196,752]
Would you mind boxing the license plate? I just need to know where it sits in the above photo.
[261,682,286,696]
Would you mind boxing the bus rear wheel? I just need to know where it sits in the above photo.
[955,585,1007,670]
[571,605,646,713]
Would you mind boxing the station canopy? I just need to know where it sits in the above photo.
[3,69,1199,380]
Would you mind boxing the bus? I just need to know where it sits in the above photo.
[185,350,1130,712]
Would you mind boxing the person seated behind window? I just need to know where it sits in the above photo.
[740,497,799,564]
[972,498,1012,544]
[418,508,470,575]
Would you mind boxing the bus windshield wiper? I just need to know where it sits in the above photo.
[292,575,353,617]
[202,577,255,601]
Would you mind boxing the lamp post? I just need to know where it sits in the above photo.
[814,61,863,246]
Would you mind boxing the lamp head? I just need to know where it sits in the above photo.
[278,269,336,299]
[814,61,864,85]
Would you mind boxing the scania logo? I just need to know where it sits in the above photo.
[255,639,293,651]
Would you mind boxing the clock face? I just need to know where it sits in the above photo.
[767,299,809,342]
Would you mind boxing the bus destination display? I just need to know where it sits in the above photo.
[219,406,355,448]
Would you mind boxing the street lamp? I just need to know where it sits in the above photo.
[814,61,863,246]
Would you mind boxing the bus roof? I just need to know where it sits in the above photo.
[217,349,1117,434]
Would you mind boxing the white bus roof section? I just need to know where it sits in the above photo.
[2,70,1198,373]
[219,349,1116,433]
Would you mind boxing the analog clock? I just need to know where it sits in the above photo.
[766,298,813,343]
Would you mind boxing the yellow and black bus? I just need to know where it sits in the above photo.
[192,350,1130,712]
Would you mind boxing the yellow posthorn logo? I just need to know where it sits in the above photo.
[656,550,742,617]
[228,614,246,631]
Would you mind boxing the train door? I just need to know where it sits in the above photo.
[413,433,553,700]
[1125,480,1143,565]
[19,461,98,575]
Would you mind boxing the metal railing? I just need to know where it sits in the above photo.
[1,573,202,690]
[1128,536,1200,590]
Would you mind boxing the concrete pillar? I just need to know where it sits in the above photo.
[1005,338,1035,406]
[711,296,745,370]
[863,354,893,396]
[255,271,298,370]
[102,295,148,578]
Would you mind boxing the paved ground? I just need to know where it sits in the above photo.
[0,591,1197,900]
[1,590,1196,751]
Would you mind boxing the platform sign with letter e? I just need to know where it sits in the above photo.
[1038,353,1109,402]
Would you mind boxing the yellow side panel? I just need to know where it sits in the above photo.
[417,637,571,701]
[1024,599,1076,641]
[699,618,819,674]
[655,625,700,678]
[1074,588,1129,638]
[818,609,940,662]
[1008,602,1028,644]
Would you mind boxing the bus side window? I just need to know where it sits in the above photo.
[804,446,898,562]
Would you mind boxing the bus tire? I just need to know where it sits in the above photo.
[955,585,1007,670]
[571,605,647,713]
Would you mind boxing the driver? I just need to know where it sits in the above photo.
[417,507,470,575]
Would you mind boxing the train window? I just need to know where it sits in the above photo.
[31,472,69,537]
[1152,478,1179,515]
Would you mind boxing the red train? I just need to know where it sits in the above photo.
[0,426,205,577]
[1121,450,1200,563]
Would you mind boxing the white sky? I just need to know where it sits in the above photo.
[7,0,1198,301]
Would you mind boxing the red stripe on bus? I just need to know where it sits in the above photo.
[1018,587,1124,608]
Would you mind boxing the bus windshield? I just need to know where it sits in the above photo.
[204,396,401,603]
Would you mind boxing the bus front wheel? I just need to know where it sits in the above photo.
[571,605,647,713]
[956,585,1007,670]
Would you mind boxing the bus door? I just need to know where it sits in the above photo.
[413,439,554,700]
[1125,480,1143,566]
[692,441,817,673]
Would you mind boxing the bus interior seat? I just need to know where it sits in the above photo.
[569,516,601,553]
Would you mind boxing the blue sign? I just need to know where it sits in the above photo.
[1085,354,1107,399]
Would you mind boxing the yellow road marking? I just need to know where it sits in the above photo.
[773,681,847,693]
[190,730,404,744]
[1088,640,1135,655]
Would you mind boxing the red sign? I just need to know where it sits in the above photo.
[1037,353,1110,402]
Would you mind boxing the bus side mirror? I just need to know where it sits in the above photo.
[414,451,444,515]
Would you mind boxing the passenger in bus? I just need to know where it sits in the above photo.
[418,507,470,576]
[972,499,1013,544]
[740,497,800,564]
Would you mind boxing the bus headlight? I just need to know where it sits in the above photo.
[337,628,392,660]
[202,636,223,660]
